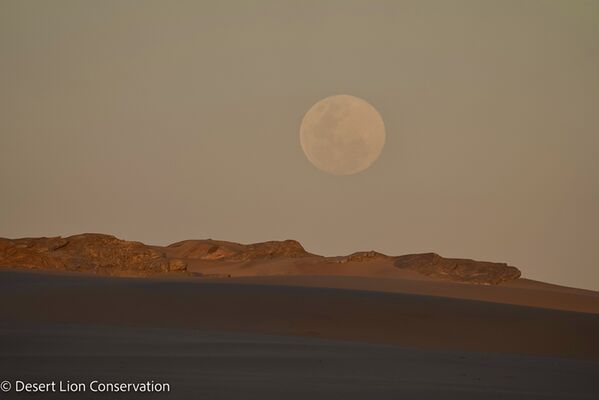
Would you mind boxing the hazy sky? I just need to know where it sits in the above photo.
[1,1,598,290]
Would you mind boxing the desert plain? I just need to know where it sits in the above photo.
[1,233,598,399]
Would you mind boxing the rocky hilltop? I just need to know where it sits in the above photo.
[394,253,521,285]
[0,234,186,276]
[0,233,521,284]
[166,239,314,261]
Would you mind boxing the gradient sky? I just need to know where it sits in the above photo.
[1,1,598,290]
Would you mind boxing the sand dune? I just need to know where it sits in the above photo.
[2,324,598,400]
[213,274,599,314]
[2,238,598,398]
[2,268,599,399]
[1,269,598,359]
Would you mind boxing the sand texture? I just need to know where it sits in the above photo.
[1,269,598,399]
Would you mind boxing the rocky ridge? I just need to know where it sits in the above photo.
[0,234,185,276]
[394,253,521,285]
[0,234,521,284]
[167,239,314,261]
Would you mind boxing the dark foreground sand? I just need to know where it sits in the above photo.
[1,269,598,399]
[2,324,599,400]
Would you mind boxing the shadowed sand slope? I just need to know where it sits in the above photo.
[1,269,598,360]
[1,324,598,400]
[214,275,599,314]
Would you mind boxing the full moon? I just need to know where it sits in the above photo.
[299,95,386,175]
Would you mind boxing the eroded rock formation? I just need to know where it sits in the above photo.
[0,234,522,284]
[394,253,521,285]
[0,234,186,276]
[166,239,314,262]
[338,251,390,263]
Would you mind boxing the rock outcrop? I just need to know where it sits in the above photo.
[394,253,521,285]
[235,240,313,261]
[167,239,314,262]
[0,233,522,284]
[338,251,390,263]
[0,234,186,276]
